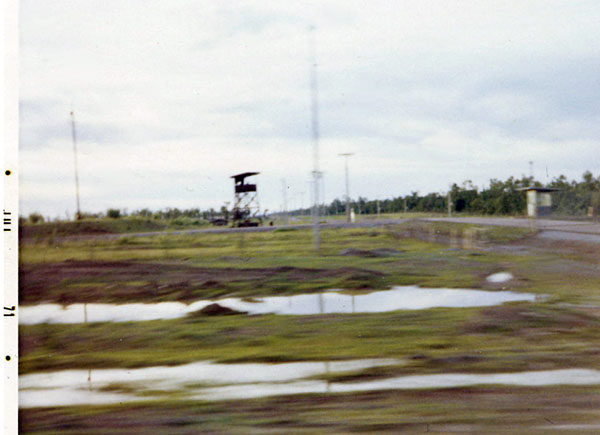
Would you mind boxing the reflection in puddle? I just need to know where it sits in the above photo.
[19,359,399,408]
[203,369,600,401]
[19,286,539,325]
[19,362,600,408]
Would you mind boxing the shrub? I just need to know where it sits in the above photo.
[107,209,121,219]
[28,213,45,224]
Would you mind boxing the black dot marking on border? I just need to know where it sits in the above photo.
[5,170,11,176]
[5,355,11,361]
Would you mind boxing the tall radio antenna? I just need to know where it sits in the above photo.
[309,25,320,251]
[70,109,82,220]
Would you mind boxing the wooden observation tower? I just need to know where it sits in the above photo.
[231,172,262,227]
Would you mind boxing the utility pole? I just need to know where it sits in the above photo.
[529,160,534,183]
[339,153,353,223]
[321,172,326,219]
[447,191,452,217]
[307,180,314,223]
[70,110,82,220]
[309,25,320,251]
[281,178,288,225]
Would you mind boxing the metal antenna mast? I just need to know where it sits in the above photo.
[321,173,326,217]
[70,110,82,220]
[309,25,320,251]
[281,178,288,226]
[339,153,353,223]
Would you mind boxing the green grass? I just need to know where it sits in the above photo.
[20,223,528,265]
[19,222,599,306]
[19,385,600,434]
[19,225,552,305]
[17,221,600,432]
[19,301,599,375]
[19,216,211,239]
[19,223,600,373]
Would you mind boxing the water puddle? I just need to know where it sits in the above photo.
[20,361,600,408]
[19,286,539,325]
[203,369,600,401]
[19,359,399,408]
[486,272,514,283]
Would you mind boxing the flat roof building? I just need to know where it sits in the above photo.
[517,187,560,217]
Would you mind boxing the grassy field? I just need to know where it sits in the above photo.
[18,221,600,433]
[20,386,600,434]
[20,227,537,303]
[17,211,503,239]
[19,216,211,239]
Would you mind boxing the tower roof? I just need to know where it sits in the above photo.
[231,172,259,183]
[516,187,560,192]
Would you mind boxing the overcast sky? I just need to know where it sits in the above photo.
[19,0,600,218]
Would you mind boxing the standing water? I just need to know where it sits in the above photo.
[19,360,600,407]
[19,286,539,325]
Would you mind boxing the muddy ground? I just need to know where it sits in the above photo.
[17,223,600,433]
[20,386,600,434]
[19,260,385,304]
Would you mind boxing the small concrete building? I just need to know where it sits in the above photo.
[517,187,559,217]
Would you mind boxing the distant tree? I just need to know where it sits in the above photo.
[581,171,600,191]
[357,196,368,214]
[106,208,121,219]
[164,208,182,219]
[450,182,478,213]
[406,192,420,210]
[28,212,44,224]
[220,205,229,220]
[550,171,599,215]
[327,198,344,215]
[78,211,103,219]
[183,208,202,218]
[135,208,153,218]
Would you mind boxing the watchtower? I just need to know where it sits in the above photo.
[231,172,261,227]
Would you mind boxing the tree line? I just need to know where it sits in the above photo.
[294,171,600,217]
[24,171,599,224]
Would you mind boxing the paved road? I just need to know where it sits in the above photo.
[61,216,600,244]
[423,217,600,243]
[424,216,600,234]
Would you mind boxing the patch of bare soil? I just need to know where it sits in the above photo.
[463,305,599,336]
[192,303,246,316]
[19,260,384,304]
[484,232,600,259]
[339,248,403,257]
